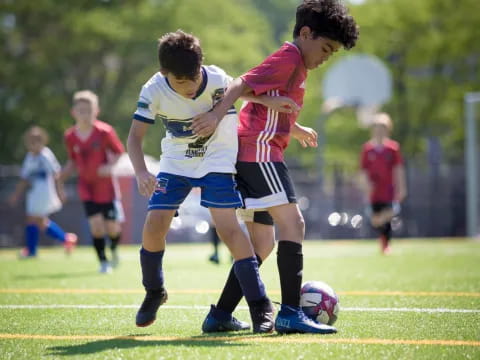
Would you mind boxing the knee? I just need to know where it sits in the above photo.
[90,226,106,238]
[279,215,305,239]
[144,213,170,238]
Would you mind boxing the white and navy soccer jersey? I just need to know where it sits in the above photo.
[133,65,238,179]
[20,147,62,216]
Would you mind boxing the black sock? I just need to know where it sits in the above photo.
[382,223,392,245]
[216,254,263,313]
[93,237,107,262]
[110,234,121,252]
[277,241,303,307]
[211,229,220,255]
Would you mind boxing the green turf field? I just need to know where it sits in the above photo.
[0,239,479,359]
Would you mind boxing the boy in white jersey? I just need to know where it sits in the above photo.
[194,0,359,334]
[9,126,77,257]
[127,30,296,332]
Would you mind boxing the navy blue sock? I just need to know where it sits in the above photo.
[233,256,266,303]
[140,247,165,291]
[217,254,263,313]
[25,224,39,256]
[45,221,66,242]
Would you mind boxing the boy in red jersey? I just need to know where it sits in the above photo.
[62,90,125,273]
[360,113,407,254]
[195,0,358,334]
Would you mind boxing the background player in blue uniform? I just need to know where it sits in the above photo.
[9,126,77,257]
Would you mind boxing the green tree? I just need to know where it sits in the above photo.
[0,0,273,164]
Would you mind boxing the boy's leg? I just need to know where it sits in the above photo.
[209,207,274,333]
[105,218,121,267]
[23,218,40,257]
[268,203,336,334]
[203,214,275,333]
[208,226,220,264]
[370,203,393,254]
[136,173,190,327]
[135,209,175,327]
[43,218,77,254]
[88,213,110,272]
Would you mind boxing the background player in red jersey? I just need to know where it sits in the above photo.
[360,112,407,254]
[195,0,359,335]
[61,90,125,273]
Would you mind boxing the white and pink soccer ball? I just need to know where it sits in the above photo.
[300,281,340,325]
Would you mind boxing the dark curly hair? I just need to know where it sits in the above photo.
[158,30,203,80]
[293,0,359,49]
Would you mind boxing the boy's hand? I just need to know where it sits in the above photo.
[191,112,219,138]
[292,124,318,148]
[136,170,157,197]
[261,96,301,114]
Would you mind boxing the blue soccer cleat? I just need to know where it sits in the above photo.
[202,305,250,333]
[275,304,337,334]
[136,288,168,327]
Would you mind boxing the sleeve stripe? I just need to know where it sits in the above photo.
[137,101,149,109]
[133,114,155,124]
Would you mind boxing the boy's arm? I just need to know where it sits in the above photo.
[98,128,125,177]
[8,179,29,206]
[59,160,76,182]
[240,94,301,114]
[393,164,407,202]
[127,120,157,197]
[54,174,67,203]
[191,78,251,137]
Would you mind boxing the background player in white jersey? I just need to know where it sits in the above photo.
[127,30,295,332]
[194,0,359,334]
[8,126,77,257]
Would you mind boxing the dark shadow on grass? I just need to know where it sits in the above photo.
[15,271,95,280]
[46,333,259,356]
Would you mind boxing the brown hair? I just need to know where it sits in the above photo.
[158,30,203,80]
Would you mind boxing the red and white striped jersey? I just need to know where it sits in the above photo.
[237,42,307,162]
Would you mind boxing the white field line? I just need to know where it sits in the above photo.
[0,304,479,313]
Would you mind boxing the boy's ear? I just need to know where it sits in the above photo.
[299,26,313,40]
[159,68,168,76]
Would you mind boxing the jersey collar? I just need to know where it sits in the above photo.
[164,66,208,100]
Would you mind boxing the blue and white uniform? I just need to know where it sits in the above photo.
[20,147,62,216]
[133,65,241,210]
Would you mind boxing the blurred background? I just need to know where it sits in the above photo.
[1,0,479,247]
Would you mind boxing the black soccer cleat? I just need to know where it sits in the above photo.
[135,288,168,327]
[248,297,275,333]
[202,305,250,333]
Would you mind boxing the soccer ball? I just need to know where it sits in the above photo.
[300,281,340,325]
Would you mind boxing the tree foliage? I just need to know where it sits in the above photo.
[0,0,273,163]
[1,0,479,172]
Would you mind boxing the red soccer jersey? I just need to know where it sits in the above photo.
[64,120,125,203]
[238,42,307,162]
[361,139,403,203]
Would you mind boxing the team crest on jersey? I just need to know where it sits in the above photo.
[154,178,169,194]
